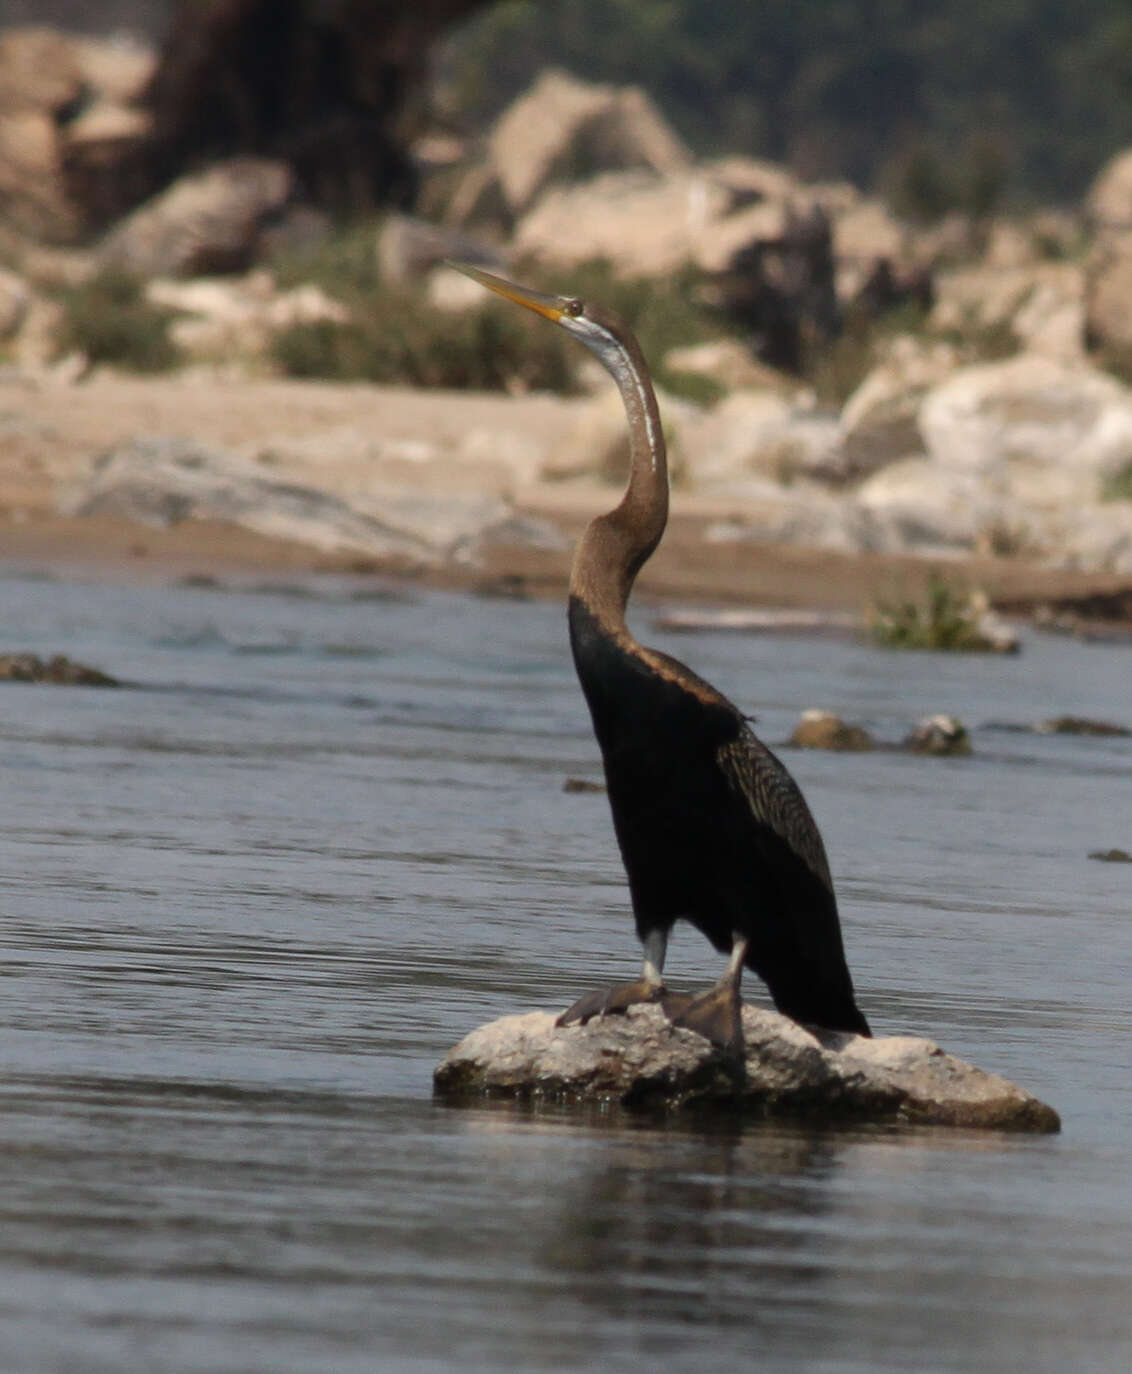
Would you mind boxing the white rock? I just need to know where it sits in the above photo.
[514,168,730,276]
[147,272,349,360]
[831,197,912,299]
[704,482,881,555]
[1085,230,1132,353]
[693,197,793,273]
[1087,148,1132,231]
[97,158,292,277]
[1052,503,1132,574]
[855,457,997,554]
[0,265,31,339]
[683,390,842,487]
[57,435,530,566]
[838,336,960,481]
[919,354,1132,480]
[663,339,793,393]
[935,258,1076,363]
[543,384,691,484]
[489,69,691,216]
[434,1003,1059,1131]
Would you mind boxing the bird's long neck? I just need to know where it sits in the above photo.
[569,327,668,639]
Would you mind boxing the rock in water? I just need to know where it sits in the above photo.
[434,1004,1059,1132]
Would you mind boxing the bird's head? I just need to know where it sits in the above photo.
[445,261,629,378]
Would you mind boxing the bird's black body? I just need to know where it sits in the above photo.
[569,595,870,1036]
[450,260,870,1046]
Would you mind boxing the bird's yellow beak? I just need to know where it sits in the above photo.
[445,261,566,322]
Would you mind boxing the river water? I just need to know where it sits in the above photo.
[0,569,1129,1373]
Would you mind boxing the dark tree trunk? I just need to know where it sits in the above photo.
[89,0,493,227]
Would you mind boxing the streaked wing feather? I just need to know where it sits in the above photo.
[716,727,834,892]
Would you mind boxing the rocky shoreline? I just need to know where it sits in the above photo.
[2,40,1132,619]
[1,371,1130,637]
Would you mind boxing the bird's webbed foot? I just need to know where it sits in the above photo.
[661,935,748,1060]
[556,978,664,1028]
[664,980,745,1058]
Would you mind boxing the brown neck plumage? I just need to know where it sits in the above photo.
[568,315,668,637]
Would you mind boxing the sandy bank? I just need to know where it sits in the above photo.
[2,372,1130,622]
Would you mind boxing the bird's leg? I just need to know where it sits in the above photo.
[663,934,748,1058]
[556,929,668,1028]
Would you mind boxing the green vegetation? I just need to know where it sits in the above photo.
[271,299,577,392]
[867,574,999,651]
[54,271,184,372]
[440,1,1132,209]
[268,230,725,394]
[1100,460,1132,502]
[268,226,575,390]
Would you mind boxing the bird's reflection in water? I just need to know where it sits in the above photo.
[455,1100,849,1333]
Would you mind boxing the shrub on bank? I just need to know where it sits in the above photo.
[268,234,727,396]
[55,271,184,373]
[867,574,1001,651]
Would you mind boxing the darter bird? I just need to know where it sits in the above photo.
[451,262,871,1055]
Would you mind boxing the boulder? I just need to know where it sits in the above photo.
[1010,265,1086,361]
[58,434,534,567]
[682,390,797,485]
[489,69,691,216]
[433,1003,1059,1131]
[1033,715,1130,737]
[8,293,66,370]
[703,484,881,556]
[68,33,157,107]
[693,197,793,274]
[514,168,729,277]
[838,336,960,482]
[1051,502,1132,574]
[931,261,1085,359]
[1087,148,1132,231]
[789,710,874,751]
[0,653,119,687]
[0,110,77,242]
[543,385,691,485]
[145,271,349,360]
[0,27,83,120]
[903,714,972,755]
[854,456,999,555]
[831,198,911,300]
[0,266,32,339]
[434,161,512,233]
[663,339,794,394]
[375,214,506,288]
[1085,230,1132,354]
[0,27,158,243]
[919,354,1132,484]
[683,389,842,488]
[97,159,293,278]
[982,218,1044,270]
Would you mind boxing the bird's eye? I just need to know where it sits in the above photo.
[564,298,583,317]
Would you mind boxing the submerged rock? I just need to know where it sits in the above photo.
[1088,848,1132,863]
[903,714,972,756]
[562,776,607,794]
[0,652,118,686]
[1033,715,1131,737]
[434,1003,1059,1132]
[789,709,874,752]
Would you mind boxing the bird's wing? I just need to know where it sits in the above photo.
[716,725,835,894]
